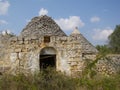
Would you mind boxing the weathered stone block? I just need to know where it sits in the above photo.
[10,53,18,63]
[18,40,24,44]
[15,48,21,52]
[24,40,29,44]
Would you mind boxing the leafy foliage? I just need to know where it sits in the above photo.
[109,25,120,53]
[96,45,111,55]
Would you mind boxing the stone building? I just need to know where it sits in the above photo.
[0,15,98,75]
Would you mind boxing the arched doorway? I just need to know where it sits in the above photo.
[40,47,56,70]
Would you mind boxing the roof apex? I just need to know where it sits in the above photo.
[71,27,80,35]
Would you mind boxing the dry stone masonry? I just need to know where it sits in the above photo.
[0,15,119,76]
[96,54,120,76]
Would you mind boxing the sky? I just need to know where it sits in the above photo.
[0,0,120,45]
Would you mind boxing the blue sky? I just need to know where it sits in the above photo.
[0,0,120,45]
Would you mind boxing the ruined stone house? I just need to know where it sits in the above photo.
[0,15,98,75]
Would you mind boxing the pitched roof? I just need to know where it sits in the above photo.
[70,28,98,53]
[20,15,67,38]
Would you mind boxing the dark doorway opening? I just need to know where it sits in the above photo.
[40,54,56,70]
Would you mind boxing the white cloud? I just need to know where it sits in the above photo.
[0,0,10,15]
[90,16,100,23]
[92,28,113,41]
[38,8,48,16]
[0,20,8,25]
[55,16,85,30]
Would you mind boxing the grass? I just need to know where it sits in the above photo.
[0,68,120,90]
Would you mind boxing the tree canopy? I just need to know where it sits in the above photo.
[108,25,120,53]
[96,45,111,55]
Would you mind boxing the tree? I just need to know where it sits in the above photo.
[108,25,120,53]
[96,45,111,55]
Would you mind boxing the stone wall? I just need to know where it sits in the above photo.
[0,33,96,75]
[0,34,119,76]
[0,35,83,75]
[1,30,119,77]
[96,54,120,76]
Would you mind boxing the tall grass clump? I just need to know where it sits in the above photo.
[0,67,120,90]
[0,68,76,90]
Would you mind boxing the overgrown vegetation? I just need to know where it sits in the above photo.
[96,25,120,54]
[96,45,112,55]
[0,68,120,90]
[109,25,120,54]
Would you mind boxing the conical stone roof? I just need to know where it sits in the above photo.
[70,28,98,53]
[20,15,67,38]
